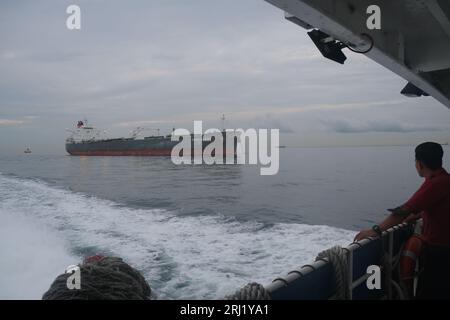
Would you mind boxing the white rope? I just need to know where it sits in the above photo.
[316,246,350,300]
[224,282,271,300]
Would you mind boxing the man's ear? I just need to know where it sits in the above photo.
[418,161,425,170]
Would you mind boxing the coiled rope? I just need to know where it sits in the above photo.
[226,246,351,300]
[316,246,350,300]
[224,282,271,300]
[42,256,152,300]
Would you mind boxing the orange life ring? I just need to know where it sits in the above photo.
[399,235,423,297]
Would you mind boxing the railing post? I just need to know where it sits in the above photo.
[386,231,394,299]
[347,249,353,300]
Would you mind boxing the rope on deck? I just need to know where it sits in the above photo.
[316,246,350,300]
[224,282,271,300]
[42,256,152,300]
[226,246,350,300]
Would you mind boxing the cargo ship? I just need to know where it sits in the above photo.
[65,120,237,157]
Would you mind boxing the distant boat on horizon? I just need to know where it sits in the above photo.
[24,147,32,154]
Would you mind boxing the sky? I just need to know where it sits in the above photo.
[1,0,450,154]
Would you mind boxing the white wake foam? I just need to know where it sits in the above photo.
[0,174,354,299]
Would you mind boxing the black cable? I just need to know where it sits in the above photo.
[345,33,374,54]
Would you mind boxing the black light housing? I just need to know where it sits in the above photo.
[307,29,347,64]
[400,82,430,97]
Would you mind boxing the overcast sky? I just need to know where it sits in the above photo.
[1,0,450,154]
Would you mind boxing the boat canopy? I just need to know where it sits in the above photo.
[265,0,450,109]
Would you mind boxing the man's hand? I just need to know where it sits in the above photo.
[353,229,377,242]
[404,212,421,223]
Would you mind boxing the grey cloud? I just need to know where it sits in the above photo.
[30,52,85,63]
[0,119,29,126]
[1,0,450,153]
[250,114,295,133]
[322,118,445,133]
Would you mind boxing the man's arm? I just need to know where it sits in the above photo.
[353,207,413,242]
[354,177,442,242]
[379,206,412,229]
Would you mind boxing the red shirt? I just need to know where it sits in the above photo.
[402,168,450,247]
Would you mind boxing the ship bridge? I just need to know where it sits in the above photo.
[264,0,450,109]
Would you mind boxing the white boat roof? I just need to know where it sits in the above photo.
[265,0,450,109]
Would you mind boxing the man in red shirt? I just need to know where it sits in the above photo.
[354,142,450,299]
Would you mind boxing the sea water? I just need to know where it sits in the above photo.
[1,146,447,299]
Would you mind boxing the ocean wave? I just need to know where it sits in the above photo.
[0,174,354,299]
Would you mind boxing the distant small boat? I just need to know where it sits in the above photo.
[24,148,32,154]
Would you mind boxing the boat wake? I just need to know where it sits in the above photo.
[0,173,354,299]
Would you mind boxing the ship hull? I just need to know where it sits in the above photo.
[66,149,174,156]
[66,135,237,157]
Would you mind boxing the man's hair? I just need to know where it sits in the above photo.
[415,142,444,170]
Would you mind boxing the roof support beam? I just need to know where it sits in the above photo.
[426,0,450,38]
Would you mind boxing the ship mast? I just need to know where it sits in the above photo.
[221,114,226,132]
